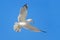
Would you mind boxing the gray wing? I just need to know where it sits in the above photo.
[18,4,28,22]
[24,24,41,32]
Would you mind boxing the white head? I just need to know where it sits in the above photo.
[26,19,33,22]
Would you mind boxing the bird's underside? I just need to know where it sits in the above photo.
[13,4,46,33]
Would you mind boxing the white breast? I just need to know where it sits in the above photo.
[19,22,26,26]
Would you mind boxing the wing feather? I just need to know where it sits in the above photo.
[18,4,28,22]
[24,24,40,32]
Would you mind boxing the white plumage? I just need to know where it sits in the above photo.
[13,4,46,32]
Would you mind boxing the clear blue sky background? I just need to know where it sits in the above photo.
[0,0,60,40]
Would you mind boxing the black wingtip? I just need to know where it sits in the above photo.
[40,30,47,33]
[23,3,28,9]
[41,30,47,33]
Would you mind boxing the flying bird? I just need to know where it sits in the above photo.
[13,4,46,32]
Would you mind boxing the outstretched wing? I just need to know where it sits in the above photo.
[24,24,46,33]
[18,4,28,22]
[24,24,40,32]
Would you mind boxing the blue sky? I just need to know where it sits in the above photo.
[0,0,60,40]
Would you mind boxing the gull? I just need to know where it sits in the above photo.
[13,4,46,32]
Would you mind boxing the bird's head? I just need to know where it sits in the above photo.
[26,19,33,23]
